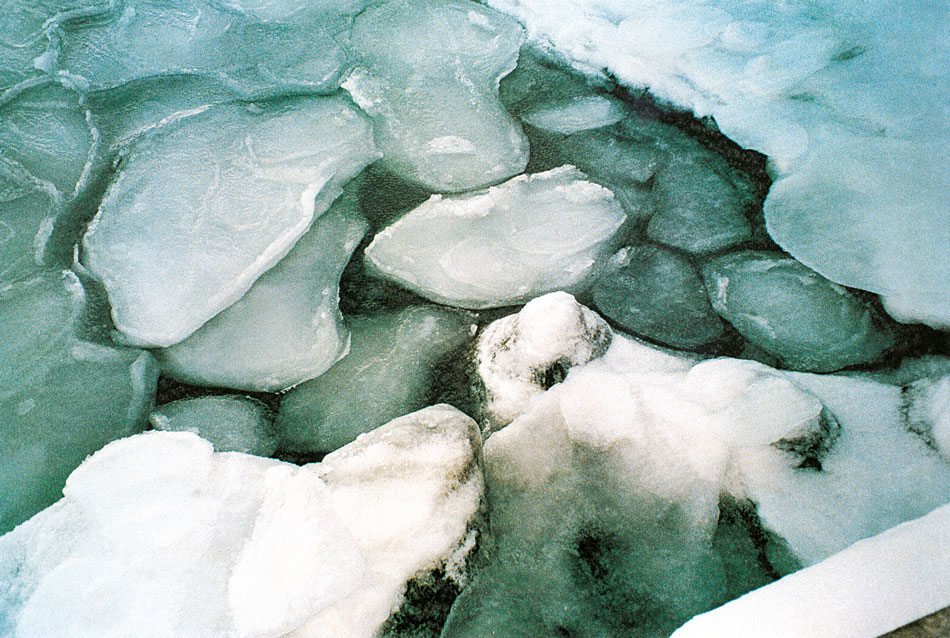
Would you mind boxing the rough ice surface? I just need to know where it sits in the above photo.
[646,161,752,254]
[732,373,950,566]
[0,431,365,638]
[276,306,475,455]
[149,395,276,456]
[486,0,950,327]
[703,251,896,372]
[521,95,625,135]
[365,166,627,309]
[82,95,377,347]
[474,291,612,431]
[0,406,483,638]
[903,375,950,459]
[157,191,368,392]
[592,244,725,350]
[49,0,355,99]
[456,295,950,634]
[288,405,484,638]
[0,271,158,534]
[343,0,528,192]
[673,503,950,638]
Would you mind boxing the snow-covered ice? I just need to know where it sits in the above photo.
[82,95,377,347]
[0,405,483,638]
[365,166,627,309]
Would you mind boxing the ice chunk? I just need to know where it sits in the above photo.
[703,251,896,372]
[521,95,625,134]
[214,0,367,22]
[149,395,276,456]
[365,166,627,309]
[0,431,364,637]
[0,270,158,533]
[157,192,368,392]
[0,166,57,282]
[647,161,752,254]
[474,291,612,430]
[733,373,950,566]
[485,0,950,326]
[276,306,475,455]
[672,504,950,638]
[50,0,352,99]
[343,0,528,192]
[0,80,98,199]
[1,406,483,638]
[82,95,377,347]
[289,405,484,637]
[592,244,724,350]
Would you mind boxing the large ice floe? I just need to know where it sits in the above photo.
[1,0,949,635]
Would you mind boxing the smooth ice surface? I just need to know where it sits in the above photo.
[904,375,950,459]
[149,395,276,456]
[0,431,365,638]
[0,271,158,533]
[82,95,377,347]
[0,166,56,282]
[343,0,528,192]
[703,251,896,372]
[733,373,950,566]
[365,166,627,309]
[49,0,355,99]
[0,80,97,199]
[474,291,612,430]
[276,306,475,455]
[157,192,368,392]
[592,244,724,350]
[647,161,752,254]
[672,504,950,638]
[486,0,950,326]
[521,95,625,135]
[289,405,484,638]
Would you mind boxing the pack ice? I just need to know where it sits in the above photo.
[0,406,484,638]
[82,95,377,347]
[364,166,627,308]
[486,0,950,328]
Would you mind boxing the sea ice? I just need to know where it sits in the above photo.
[157,191,368,392]
[0,405,483,638]
[672,504,950,638]
[0,165,56,282]
[82,95,377,347]
[903,375,950,459]
[149,395,276,456]
[343,0,528,192]
[646,160,752,254]
[486,0,950,327]
[702,251,896,372]
[275,306,475,455]
[473,291,612,430]
[0,270,158,534]
[592,244,725,350]
[288,405,484,637]
[520,95,625,135]
[364,166,627,309]
[49,0,355,99]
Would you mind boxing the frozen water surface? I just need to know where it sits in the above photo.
[0,0,948,635]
